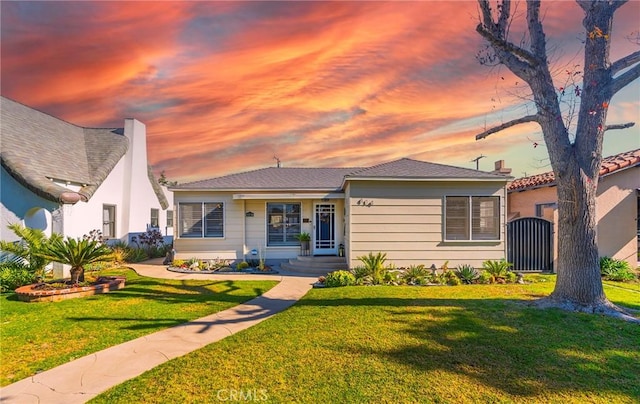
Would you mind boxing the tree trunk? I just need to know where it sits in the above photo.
[70,267,83,284]
[549,160,606,307]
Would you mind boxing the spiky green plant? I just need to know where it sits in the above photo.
[38,237,114,284]
[403,264,430,284]
[455,264,480,284]
[0,223,61,277]
[481,259,513,281]
[357,252,388,285]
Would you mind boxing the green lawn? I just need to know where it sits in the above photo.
[0,268,277,386]
[93,278,639,404]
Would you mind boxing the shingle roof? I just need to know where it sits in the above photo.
[1,97,139,205]
[346,158,510,180]
[177,167,360,191]
[508,149,640,192]
[175,157,510,191]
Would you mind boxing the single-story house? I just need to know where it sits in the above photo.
[508,148,640,267]
[171,158,512,271]
[0,96,173,251]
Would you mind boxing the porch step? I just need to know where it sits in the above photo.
[280,256,348,275]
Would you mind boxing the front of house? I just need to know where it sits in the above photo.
[172,158,511,269]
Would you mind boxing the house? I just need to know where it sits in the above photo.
[171,158,512,271]
[508,148,640,267]
[0,96,173,251]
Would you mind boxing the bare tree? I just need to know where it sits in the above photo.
[475,0,639,321]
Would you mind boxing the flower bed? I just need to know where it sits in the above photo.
[166,266,278,275]
[15,276,126,302]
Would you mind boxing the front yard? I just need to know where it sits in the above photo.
[0,268,278,386]
[92,276,640,403]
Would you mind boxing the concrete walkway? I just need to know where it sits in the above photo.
[0,261,315,403]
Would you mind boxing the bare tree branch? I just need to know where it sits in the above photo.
[476,24,539,67]
[475,114,540,140]
[527,1,547,61]
[610,50,640,74]
[604,122,635,131]
[610,63,640,95]
[576,0,628,13]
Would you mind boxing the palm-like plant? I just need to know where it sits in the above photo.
[481,259,513,282]
[0,223,62,277]
[38,237,114,284]
[357,252,388,285]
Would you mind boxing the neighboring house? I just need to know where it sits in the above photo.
[0,96,173,247]
[508,148,640,267]
[171,158,512,269]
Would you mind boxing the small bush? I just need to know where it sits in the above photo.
[482,259,513,282]
[455,264,479,284]
[600,257,635,281]
[478,270,493,284]
[324,270,356,287]
[126,248,149,263]
[403,264,429,284]
[0,261,35,292]
[172,259,185,268]
[236,261,250,270]
[505,271,517,283]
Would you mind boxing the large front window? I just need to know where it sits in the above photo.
[267,203,301,246]
[445,196,500,240]
[179,202,224,238]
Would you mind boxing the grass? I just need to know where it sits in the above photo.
[93,277,640,403]
[0,268,277,386]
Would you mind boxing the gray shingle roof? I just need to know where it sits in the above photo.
[175,158,510,191]
[347,157,511,180]
[177,167,360,191]
[1,96,169,206]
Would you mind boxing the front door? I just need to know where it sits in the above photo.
[314,203,337,255]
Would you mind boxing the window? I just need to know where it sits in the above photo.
[535,202,557,217]
[445,196,500,240]
[267,203,301,246]
[150,209,159,228]
[166,210,173,227]
[103,205,116,239]
[179,203,224,238]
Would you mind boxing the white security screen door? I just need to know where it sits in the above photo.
[314,203,337,255]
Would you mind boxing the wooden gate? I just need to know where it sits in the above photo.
[507,217,553,272]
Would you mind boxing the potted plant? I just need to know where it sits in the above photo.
[295,232,311,256]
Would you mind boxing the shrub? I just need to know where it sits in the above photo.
[172,259,186,268]
[357,252,389,285]
[444,271,461,286]
[505,271,518,283]
[478,270,493,284]
[0,261,35,292]
[403,264,429,284]
[126,248,149,263]
[324,270,356,287]
[236,261,250,270]
[482,259,513,282]
[455,264,479,284]
[600,257,635,281]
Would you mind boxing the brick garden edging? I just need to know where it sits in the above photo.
[15,276,126,302]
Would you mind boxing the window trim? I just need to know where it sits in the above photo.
[266,202,301,247]
[150,208,159,228]
[102,204,116,239]
[178,202,225,239]
[444,196,501,241]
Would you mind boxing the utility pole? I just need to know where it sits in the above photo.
[471,154,486,170]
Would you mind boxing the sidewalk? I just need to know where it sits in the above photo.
[0,261,314,404]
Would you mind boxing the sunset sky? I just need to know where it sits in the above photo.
[2,1,638,183]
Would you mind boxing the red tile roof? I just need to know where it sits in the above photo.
[508,149,640,192]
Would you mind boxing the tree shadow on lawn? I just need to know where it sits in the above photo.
[296,295,640,400]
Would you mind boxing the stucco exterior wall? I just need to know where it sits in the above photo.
[596,167,638,263]
[507,166,639,266]
[346,180,509,269]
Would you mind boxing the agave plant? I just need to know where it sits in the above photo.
[0,223,62,278]
[455,264,480,284]
[38,237,114,284]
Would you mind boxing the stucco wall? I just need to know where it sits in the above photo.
[347,180,508,269]
[596,167,638,263]
[507,166,639,266]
